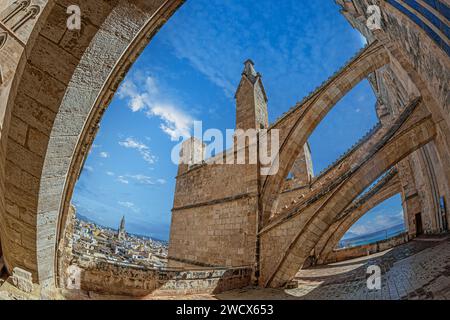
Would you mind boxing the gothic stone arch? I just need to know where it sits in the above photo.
[0,0,183,295]
[260,41,390,225]
[259,100,436,287]
[316,174,402,265]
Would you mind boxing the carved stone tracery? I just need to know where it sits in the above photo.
[1,0,40,33]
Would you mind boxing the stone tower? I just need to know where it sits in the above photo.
[117,216,126,241]
[235,59,269,130]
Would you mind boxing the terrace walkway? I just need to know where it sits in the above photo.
[216,235,450,300]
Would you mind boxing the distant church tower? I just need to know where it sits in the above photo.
[235,59,269,130]
[117,216,126,240]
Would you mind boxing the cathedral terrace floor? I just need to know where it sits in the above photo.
[216,235,450,300]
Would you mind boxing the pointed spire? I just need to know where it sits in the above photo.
[118,215,126,240]
[242,59,258,83]
[235,59,269,130]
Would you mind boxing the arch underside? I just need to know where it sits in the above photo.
[0,0,184,293]
[315,170,402,265]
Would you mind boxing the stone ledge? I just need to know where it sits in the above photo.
[172,192,257,211]
[63,260,252,297]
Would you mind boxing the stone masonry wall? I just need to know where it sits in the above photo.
[0,0,54,280]
[0,0,183,291]
[168,163,259,268]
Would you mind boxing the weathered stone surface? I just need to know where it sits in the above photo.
[67,259,252,297]
[0,0,184,294]
[11,267,33,293]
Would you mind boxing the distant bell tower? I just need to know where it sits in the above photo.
[235,59,269,130]
[117,215,126,240]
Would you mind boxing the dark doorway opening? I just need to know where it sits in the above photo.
[415,213,424,236]
[440,197,448,231]
[0,236,4,278]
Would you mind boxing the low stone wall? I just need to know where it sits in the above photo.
[323,233,409,264]
[68,260,252,297]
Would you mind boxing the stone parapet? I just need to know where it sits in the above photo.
[323,232,409,264]
[67,260,252,297]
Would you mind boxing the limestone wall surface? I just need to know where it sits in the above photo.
[68,261,252,297]
[0,0,184,291]
[169,199,257,268]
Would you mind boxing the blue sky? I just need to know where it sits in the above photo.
[344,194,405,239]
[72,0,404,241]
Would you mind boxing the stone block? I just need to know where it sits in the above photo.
[11,267,33,293]
[8,116,28,146]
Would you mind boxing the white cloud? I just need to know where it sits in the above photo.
[99,152,109,158]
[117,176,129,184]
[116,174,167,186]
[128,174,155,185]
[84,165,94,172]
[118,76,195,141]
[118,201,134,207]
[106,171,115,176]
[348,210,404,236]
[119,137,157,165]
[118,79,147,112]
[118,201,140,213]
[119,137,146,149]
[146,104,193,141]
[349,225,372,236]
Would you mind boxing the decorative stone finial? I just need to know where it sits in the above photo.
[242,59,258,82]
